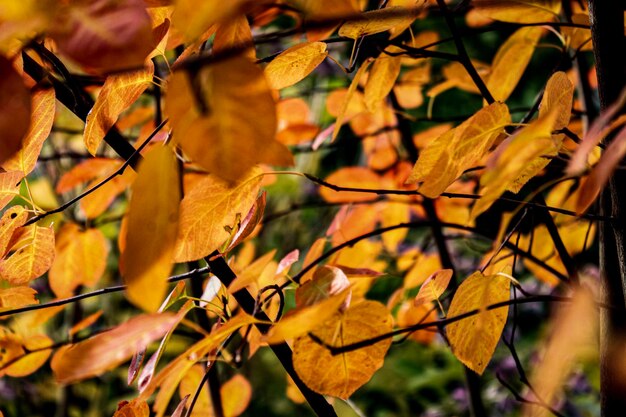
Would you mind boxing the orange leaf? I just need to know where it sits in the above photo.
[395,301,438,344]
[51,313,179,384]
[221,374,252,417]
[0,286,38,312]
[319,167,382,203]
[338,6,419,39]
[69,311,103,337]
[264,42,328,90]
[364,52,402,111]
[1,88,55,175]
[213,14,255,60]
[50,0,155,73]
[296,265,351,309]
[0,55,31,165]
[49,224,109,297]
[84,62,154,155]
[0,206,28,257]
[0,225,55,285]
[123,146,179,312]
[473,0,560,23]
[414,269,453,306]
[174,168,262,262]
[113,399,150,417]
[332,59,372,142]
[0,171,23,210]
[3,333,52,378]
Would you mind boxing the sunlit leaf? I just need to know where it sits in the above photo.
[539,71,574,131]
[2,88,55,175]
[51,313,179,384]
[0,225,55,285]
[293,300,393,398]
[487,27,543,102]
[319,167,382,203]
[222,374,252,417]
[2,333,52,377]
[338,6,418,39]
[174,168,262,262]
[0,286,38,312]
[0,206,28,257]
[395,301,438,344]
[414,269,453,306]
[113,399,150,417]
[265,42,328,90]
[50,0,155,73]
[332,59,372,142]
[123,146,179,312]
[69,311,103,337]
[296,265,351,309]
[446,270,510,374]
[0,171,23,211]
[49,223,109,297]
[178,364,210,416]
[473,0,560,23]
[84,63,154,155]
[364,52,402,111]
[213,14,255,60]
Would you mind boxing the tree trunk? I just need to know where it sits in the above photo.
[588,1,626,415]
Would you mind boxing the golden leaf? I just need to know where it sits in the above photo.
[0,206,28,257]
[167,56,293,182]
[123,146,180,312]
[2,333,52,378]
[265,42,328,90]
[487,27,543,102]
[221,374,253,417]
[0,286,38,312]
[2,88,55,175]
[172,0,257,42]
[414,269,453,306]
[113,399,150,417]
[0,171,23,211]
[51,313,179,384]
[213,14,255,60]
[84,63,154,155]
[338,6,418,39]
[49,224,109,298]
[174,168,262,262]
[293,300,393,398]
[332,59,372,141]
[395,301,438,344]
[0,225,55,285]
[319,167,382,203]
[364,52,402,111]
[446,270,510,374]
[539,71,574,131]
[473,0,561,24]
[0,55,31,165]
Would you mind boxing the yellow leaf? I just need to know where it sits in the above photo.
[406,102,510,197]
[338,6,418,39]
[113,399,150,417]
[172,0,257,42]
[0,171,23,211]
[387,0,426,38]
[3,333,52,377]
[471,111,560,217]
[300,237,327,283]
[332,59,372,141]
[293,300,393,398]
[539,71,574,131]
[395,301,438,344]
[380,201,410,251]
[49,224,109,298]
[487,27,543,102]
[228,249,277,293]
[123,146,180,312]
[364,52,402,111]
[0,206,28,257]
[167,56,293,182]
[221,374,252,417]
[213,14,255,60]
[319,166,382,203]
[178,365,211,416]
[84,63,154,155]
[69,311,103,338]
[0,225,55,285]
[80,172,135,219]
[414,269,453,306]
[0,286,38,312]
[0,55,31,165]
[403,252,441,288]
[264,289,351,344]
[265,42,328,90]
[51,313,179,384]
[523,288,597,417]
[2,88,55,175]
[174,168,262,262]
[473,0,561,24]
[446,270,510,374]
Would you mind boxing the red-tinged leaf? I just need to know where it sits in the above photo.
[414,269,453,306]
[1,88,55,175]
[123,146,180,312]
[68,311,103,338]
[277,249,299,275]
[577,124,626,214]
[296,265,351,309]
[49,224,109,297]
[0,225,55,285]
[51,313,179,384]
[84,63,154,155]
[0,286,38,313]
[50,0,155,73]
[113,399,149,417]
[171,395,189,417]
[227,191,266,252]
[0,171,24,211]
[265,42,328,90]
[174,168,262,262]
[0,55,31,165]
[334,265,385,278]
[0,206,28,258]
[567,91,626,176]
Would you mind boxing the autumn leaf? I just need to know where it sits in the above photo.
[338,6,419,39]
[265,42,328,90]
[0,206,28,257]
[473,0,561,23]
[51,313,179,384]
[0,55,31,165]
[0,171,24,211]
[395,301,438,345]
[49,223,109,298]
[113,399,150,417]
[122,145,180,312]
[0,286,38,313]
[332,59,372,142]
[213,14,256,60]
[221,374,253,417]
[538,71,574,131]
[1,88,55,175]
[0,225,55,285]
[293,300,393,398]
[174,168,262,262]
[50,0,155,73]
[2,333,52,378]
[319,166,382,202]
[446,270,510,374]
[414,269,453,306]
[296,265,351,309]
[487,27,543,102]
[167,55,293,182]
[364,51,402,111]
[84,62,154,155]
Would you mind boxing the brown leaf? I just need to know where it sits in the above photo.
[0,55,31,166]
